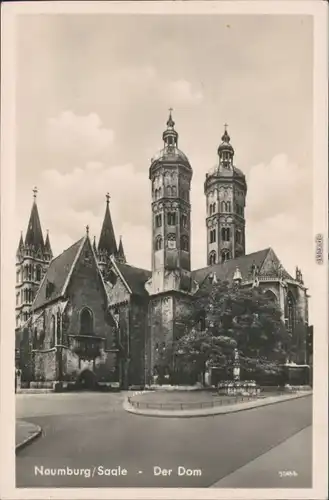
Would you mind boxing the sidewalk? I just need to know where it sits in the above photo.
[124,392,311,418]
[210,426,312,488]
[16,419,42,452]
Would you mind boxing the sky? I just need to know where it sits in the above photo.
[15,13,314,312]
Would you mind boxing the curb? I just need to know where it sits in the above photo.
[124,392,312,418]
[15,424,42,453]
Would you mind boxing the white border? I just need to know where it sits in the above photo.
[1,2,328,500]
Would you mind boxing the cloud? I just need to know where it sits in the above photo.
[46,111,114,162]
[167,80,204,105]
[247,154,310,221]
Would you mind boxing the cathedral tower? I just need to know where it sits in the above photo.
[204,126,247,265]
[97,193,118,275]
[16,188,52,328]
[146,110,193,294]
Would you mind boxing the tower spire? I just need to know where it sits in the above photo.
[24,187,45,252]
[44,230,53,260]
[116,235,126,264]
[163,108,178,148]
[218,123,234,166]
[98,193,117,257]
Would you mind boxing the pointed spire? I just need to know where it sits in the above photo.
[44,230,53,259]
[93,235,97,253]
[116,235,126,264]
[16,231,24,257]
[24,187,45,252]
[163,108,178,148]
[98,193,117,257]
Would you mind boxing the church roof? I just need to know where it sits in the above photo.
[192,248,271,286]
[33,238,84,310]
[25,196,45,252]
[115,262,151,296]
[98,195,117,256]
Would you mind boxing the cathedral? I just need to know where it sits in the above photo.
[15,112,310,390]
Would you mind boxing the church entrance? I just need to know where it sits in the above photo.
[76,369,98,391]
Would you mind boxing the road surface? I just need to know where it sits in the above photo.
[16,392,312,488]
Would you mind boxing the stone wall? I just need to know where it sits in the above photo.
[33,349,56,381]
[129,297,148,385]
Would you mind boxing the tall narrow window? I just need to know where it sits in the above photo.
[286,292,296,333]
[226,201,231,212]
[221,227,230,241]
[221,250,230,263]
[155,236,163,251]
[51,315,56,347]
[167,212,176,225]
[36,265,42,281]
[181,235,189,252]
[16,293,19,306]
[220,201,226,212]
[80,308,93,336]
[155,214,162,228]
[210,229,216,243]
[236,230,241,244]
[181,214,188,228]
[209,251,216,265]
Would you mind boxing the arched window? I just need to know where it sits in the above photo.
[226,201,231,212]
[36,265,42,281]
[209,251,216,265]
[221,250,230,263]
[181,214,188,228]
[221,227,230,241]
[166,186,173,197]
[220,201,226,212]
[51,315,56,347]
[155,236,163,251]
[16,293,19,306]
[24,265,28,280]
[172,186,177,196]
[56,312,61,344]
[235,229,241,244]
[167,212,177,225]
[286,292,296,333]
[264,290,277,302]
[80,308,93,336]
[210,229,216,243]
[181,235,189,252]
[28,265,32,280]
[155,214,162,227]
[167,233,176,249]
[16,270,20,283]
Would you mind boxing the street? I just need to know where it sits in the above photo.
[16,392,312,488]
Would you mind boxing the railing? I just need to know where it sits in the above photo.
[69,335,104,359]
[127,394,269,411]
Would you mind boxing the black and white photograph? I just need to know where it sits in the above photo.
[1,1,328,499]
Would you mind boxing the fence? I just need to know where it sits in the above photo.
[127,394,266,411]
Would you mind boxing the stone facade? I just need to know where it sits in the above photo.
[16,113,311,389]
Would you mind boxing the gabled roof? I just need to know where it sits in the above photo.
[98,197,117,256]
[191,248,271,286]
[24,199,44,251]
[33,238,84,310]
[115,262,151,297]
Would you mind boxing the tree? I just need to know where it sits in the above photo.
[174,329,237,384]
[174,279,291,383]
